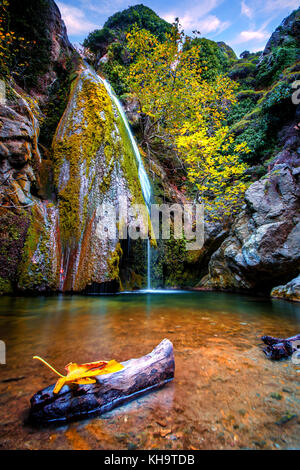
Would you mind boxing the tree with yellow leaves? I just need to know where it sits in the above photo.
[0,0,16,77]
[127,24,251,218]
[0,0,37,82]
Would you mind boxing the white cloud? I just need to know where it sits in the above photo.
[263,0,300,11]
[241,0,300,16]
[241,1,253,19]
[197,15,231,34]
[79,0,131,15]
[57,2,98,35]
[239,30,268,41]
[162,1,230,35]
[231,28,270,45]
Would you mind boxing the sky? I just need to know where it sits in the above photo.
[56,0,300,56]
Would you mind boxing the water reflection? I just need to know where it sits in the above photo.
[0,291,299,450]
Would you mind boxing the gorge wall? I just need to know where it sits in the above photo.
[0,1,299,300]
[0,1,148,293]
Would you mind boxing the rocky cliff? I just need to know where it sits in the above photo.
[0,1,148,293]
[200,156,300,293]
[198,8,300,300]
[0,0,75,293]
[0,1,299,300]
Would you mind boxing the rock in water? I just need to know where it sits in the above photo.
[29,339,175,424]
[261,334,300,360]
[271,275,300,302]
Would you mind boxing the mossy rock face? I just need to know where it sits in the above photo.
[17,202,61,292]
[255,8,300,88]
[50,66,148,292]
[228,66,296,165]
[0,209,30,293]
[0,85,50,294]
[3,65,149,294]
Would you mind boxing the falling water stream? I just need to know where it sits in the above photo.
[1,68,299,451]
[98,74,153,290]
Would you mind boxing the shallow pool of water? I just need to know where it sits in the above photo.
[0,291,300,449]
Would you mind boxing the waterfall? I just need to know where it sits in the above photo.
[147,237,151,290]
[98,76,152,290]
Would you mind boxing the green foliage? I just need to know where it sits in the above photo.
[227,97,257,127]
[104,4,172,41]
[83,4,172,96]
[100,61,129,96]
[98,42,130,95]
[225,8,299,166]
[234,118,271,162]
[217,42,237,62]
[228,61,257,89]
[183,37,230,81]
[0,209,30,292]
[256,45,298,87]
[83,27,115,56]
[262,81,291,109]
[233,81,294,164]
[83,4,172,54]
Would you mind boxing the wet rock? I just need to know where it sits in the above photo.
[200,163,300,294]
[270,393,283,401]
[46,67,149,292]
[275,412,297,426]
[271,274,300,302]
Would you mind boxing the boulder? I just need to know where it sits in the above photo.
[271,274,300,302]
[200,162,300,293]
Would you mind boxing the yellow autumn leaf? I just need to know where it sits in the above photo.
[33,356,124,394]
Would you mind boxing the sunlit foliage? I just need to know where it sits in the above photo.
[127,25,250,217]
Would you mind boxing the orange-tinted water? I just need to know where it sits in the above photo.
[0,291,299,449]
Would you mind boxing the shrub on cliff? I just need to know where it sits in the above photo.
[84,4,172,55]
[83,4,172,95]
[182,37,231,82]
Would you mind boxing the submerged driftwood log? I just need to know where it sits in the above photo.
[261,334,300,360]
[29,339,175,424]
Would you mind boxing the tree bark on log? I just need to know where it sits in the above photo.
[29,339,175,424]
[261,334,300,360]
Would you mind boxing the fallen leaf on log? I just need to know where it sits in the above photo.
[33,356,124,394]
[29,339,175,424]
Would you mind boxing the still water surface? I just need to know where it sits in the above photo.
[0,291,299,449]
